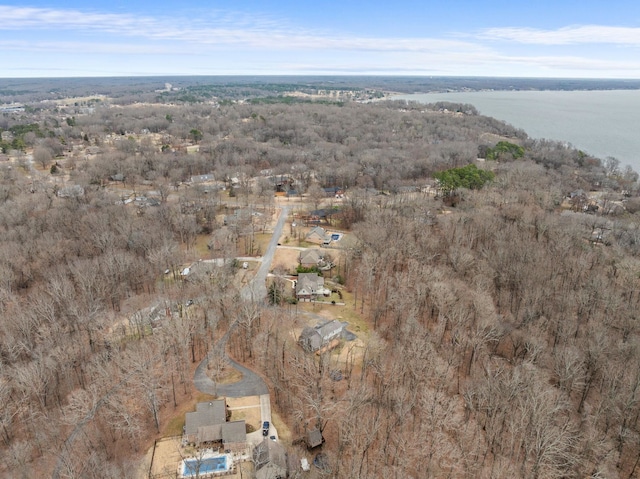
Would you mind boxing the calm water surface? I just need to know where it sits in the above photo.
[393,90,640,172]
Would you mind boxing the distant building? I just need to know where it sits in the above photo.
[323,186,344,198]
[190,173,215,183]
[0,104,24,113]
[56,185,85,198]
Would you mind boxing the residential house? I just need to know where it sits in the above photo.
[253,438,288,479]
[295,273,325,302]
[184,400,247,452]
[185,400,227,443]
[190,173,215,184]
[323,186,344,198]
[221,420,248,454]
[298,320,344,352]
[298,249,324,268]
[305,226,329,244]
[267,174,294,193]
[307,209,341,228]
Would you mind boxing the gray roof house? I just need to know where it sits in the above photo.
[295,273,325,301]
[185,400,227,440]
[184,400,246,452]
[299,320,344,352]
[221,420,248,453]
[298,249,324,267]
[253,438,288,479]
[305,226,329,244]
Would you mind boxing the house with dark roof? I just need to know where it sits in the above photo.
[323,186,344,198]
[185,400,227,442]
[221,420,248,454]
[298,320,344,352]
[184,400,247,453]
[253,438,288,479]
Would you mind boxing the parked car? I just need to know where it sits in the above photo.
[262,421,269,436]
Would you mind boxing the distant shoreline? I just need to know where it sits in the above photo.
[393,89,640,170]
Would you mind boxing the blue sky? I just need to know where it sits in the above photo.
[1,1,640,77]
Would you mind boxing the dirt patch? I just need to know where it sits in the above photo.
[148,436,183,478]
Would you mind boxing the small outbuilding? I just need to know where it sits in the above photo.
[306,428,325,449]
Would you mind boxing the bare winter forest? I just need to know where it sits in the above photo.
[2,78,640,478]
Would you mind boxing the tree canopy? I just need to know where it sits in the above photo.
[485,140,524,161]
[434,163,495,196]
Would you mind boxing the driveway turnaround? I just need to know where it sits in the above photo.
[195,206,289,398]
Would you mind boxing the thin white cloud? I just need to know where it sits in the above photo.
[2,5,640,77]
[481,25,640,46]
[0,39,189,55]
[0,5,487,54]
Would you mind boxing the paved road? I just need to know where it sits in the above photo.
[194,357,268,397]
[194,206,290,397]
[241,205,290,301]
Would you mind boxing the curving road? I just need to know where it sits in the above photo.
[194,206,290,397]
[194,357,268,397]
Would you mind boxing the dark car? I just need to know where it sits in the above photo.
[262,421,269,436]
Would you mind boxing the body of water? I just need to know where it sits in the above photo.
[393,90,640,172]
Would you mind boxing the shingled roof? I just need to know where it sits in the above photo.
[185,400,227,436]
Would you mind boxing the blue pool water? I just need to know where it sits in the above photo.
[182,455,229,477]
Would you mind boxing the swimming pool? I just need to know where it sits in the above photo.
[181,454,231,477]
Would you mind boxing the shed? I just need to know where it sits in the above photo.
[306,428,325,449]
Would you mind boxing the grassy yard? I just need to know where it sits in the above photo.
[192,234,213,259]
[297,288,369,335]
